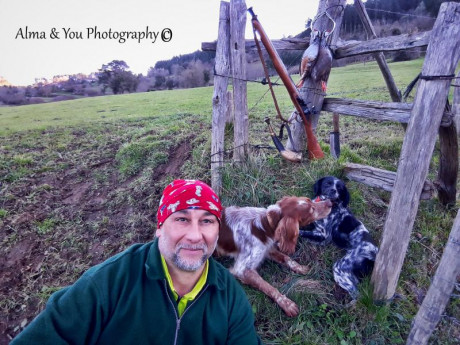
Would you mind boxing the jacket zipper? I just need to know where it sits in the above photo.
[163,280,209,345]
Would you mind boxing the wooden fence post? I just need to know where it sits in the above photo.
[371,2,460,301]
[406,209,460,345]
[354,0,402,102]
[211,1,231,195]
[454,71,460,137]
[230,0,249,163]
[436,103,458,205]
[286,0,346,153]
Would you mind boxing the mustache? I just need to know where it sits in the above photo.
[176,243,208,252]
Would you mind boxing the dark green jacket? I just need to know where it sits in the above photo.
[11,240,262,345]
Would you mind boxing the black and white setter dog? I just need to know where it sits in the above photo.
[299,176,379,299]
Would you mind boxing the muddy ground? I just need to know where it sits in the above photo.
[0,125,194,344]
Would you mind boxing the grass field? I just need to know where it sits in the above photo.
[0,58,459,344]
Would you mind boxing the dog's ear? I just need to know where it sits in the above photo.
[313,178,324,196]
[337,181,350,207]
[267,207,282,230]
[274,216,299,255]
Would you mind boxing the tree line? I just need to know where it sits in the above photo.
[1,0,453,106]
[342,0,455,36]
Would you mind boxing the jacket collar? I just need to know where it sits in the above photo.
[145,238,224,291]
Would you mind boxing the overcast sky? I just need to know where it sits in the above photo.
[0,0,325,86]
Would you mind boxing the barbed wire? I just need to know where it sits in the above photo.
[210,143,278,163]
[366,8,436,20]
[213,72,282,86]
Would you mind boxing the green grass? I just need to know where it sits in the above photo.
[0,88,214,135]
[0,58,458,344]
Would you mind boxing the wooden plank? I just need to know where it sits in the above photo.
[322,98,453,127]
[203,31,429,61]
[202,37,308,52]
[203,31,430,61]
[211,1,231,195]
[371,2,460,301]
[334,31,430,59]
[230,0,249,162]
[344,163,435,200]
[406,209,460,345]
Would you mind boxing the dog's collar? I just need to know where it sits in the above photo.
[314,195,327,202]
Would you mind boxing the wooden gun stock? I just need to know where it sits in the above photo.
[248,7,324,159]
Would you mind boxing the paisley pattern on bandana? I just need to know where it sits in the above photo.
[157,179,222,228]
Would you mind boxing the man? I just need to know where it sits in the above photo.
[12,179,262,344]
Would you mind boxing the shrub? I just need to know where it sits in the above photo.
[28,97,45,104]
[52,95,76,102]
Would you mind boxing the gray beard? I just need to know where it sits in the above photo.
[172,252,208,272]
[173,240,218,272]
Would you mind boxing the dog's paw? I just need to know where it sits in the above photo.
[294,264,310,275]
[277,295,299,317]
[287,260,310,275]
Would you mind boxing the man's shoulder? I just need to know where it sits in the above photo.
[84,241,155,279]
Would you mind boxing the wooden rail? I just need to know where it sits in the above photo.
[344,163,435,200]
[322,98,454,127]
[334,31,430,59]
[202,31,431,60]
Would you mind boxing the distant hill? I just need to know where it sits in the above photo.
[154,50,216,73]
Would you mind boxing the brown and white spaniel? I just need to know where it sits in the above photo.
[216,196,332,317]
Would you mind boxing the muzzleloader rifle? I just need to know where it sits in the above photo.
[248,7,324,160]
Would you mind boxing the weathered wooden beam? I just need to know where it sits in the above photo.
[211,1,231,195]
[202,37,308,52]
[406,209,460,345]
[230,0,249,162]
[371,2,460,301]
[344,163,435,200]
[333,31,430,59]
[322,98,453,127]
[203,31,430,60]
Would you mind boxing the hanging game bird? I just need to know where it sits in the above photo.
[311,33,333,92]
[297,31,333,92]
[296,30,320,89]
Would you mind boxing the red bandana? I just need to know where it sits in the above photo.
[157,179,222,229]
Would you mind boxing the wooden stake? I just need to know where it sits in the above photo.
[211,1,231,195]
[454,71,460,137]
[230,0,249,163]
[371,2,460,301]
[354,0,401,102]
[406,209,460,345]
[437,101,458,205]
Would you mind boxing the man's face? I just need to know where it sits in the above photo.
[156,209,219,272]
